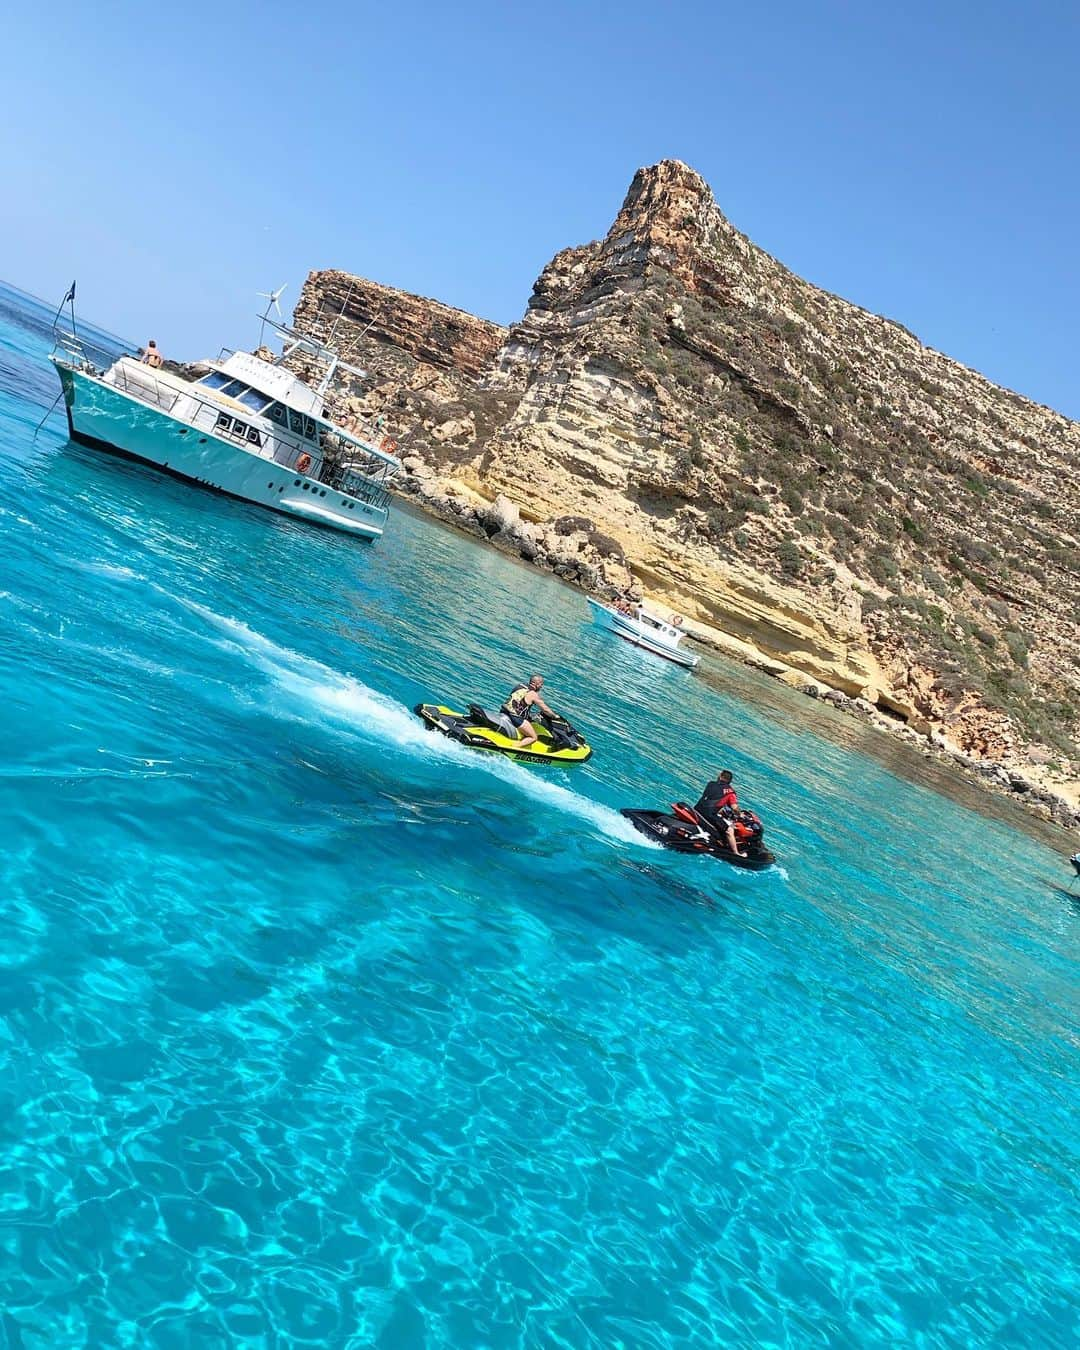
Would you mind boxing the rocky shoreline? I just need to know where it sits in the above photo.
[395,466,1080,834]
[290,159,1078,832]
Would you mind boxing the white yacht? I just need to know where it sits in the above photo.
[50,315,401,539]
[587,597,700,669]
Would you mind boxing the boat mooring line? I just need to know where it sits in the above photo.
[31,390,65,442]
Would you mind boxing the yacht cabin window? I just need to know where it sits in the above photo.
[214,410,263,449]
[200,372,276,418]
[201,375,325,444]
[237,387,272,414]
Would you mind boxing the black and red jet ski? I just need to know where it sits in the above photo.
[621,801,776,870]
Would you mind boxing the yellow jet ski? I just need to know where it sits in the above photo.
[414,701,592,764]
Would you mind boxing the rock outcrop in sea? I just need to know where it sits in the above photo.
[291,160,1080,824]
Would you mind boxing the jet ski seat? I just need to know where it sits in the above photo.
[468,703,518,738]
[672,801,712,831]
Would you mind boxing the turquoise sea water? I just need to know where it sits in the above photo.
[1,284,1077,1348]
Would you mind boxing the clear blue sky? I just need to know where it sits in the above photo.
[3,1,1078,416]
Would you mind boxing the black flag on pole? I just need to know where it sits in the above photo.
[52,281,77,330]
[52,278,76,319]
[49,280,80,349]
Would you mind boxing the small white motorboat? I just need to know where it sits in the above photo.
[587,598,700,669]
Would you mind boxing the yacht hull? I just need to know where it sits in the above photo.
[57,365,387,538]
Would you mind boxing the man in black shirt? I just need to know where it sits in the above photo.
[694,770,745,857]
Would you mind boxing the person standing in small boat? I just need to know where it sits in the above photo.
[501,675,556,749]
[695,769,746,857]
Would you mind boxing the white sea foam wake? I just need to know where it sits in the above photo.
[73,559,146,582]
[184,601,648,847]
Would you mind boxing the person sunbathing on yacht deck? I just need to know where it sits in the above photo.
[139,340,163,369]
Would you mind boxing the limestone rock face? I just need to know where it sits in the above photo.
[293,160,1080,777]
[293,271,505,380]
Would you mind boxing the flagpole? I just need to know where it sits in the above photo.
[51,281,79,352]
[51,280,76,332]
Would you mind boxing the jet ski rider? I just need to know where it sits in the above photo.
[501,674,556,749]
[695,769,747,858]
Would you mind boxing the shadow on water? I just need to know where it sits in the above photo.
[612,855,729,915]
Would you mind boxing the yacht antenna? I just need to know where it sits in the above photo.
[256,283,288,347]
[325,282,355,347]
[259,316,367,398]
[340,318,377,364]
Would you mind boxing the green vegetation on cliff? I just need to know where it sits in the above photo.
[293,160,1079,770]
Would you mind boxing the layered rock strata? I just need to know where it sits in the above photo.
[292,161,1080,824]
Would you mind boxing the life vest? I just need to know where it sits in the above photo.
[699,782,737,814]
[503,685,530,719]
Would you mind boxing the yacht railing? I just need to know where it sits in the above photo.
[318,430,397,509]
[51,325,136,376]
[108,358,184,413]
[265,435,395,510]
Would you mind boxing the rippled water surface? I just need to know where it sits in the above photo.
[1,285,1078,1347]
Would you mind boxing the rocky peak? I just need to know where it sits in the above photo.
[293,161,1080,790]
[603,159,716,270]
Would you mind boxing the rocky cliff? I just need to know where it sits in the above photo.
[293,160,1080,815]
